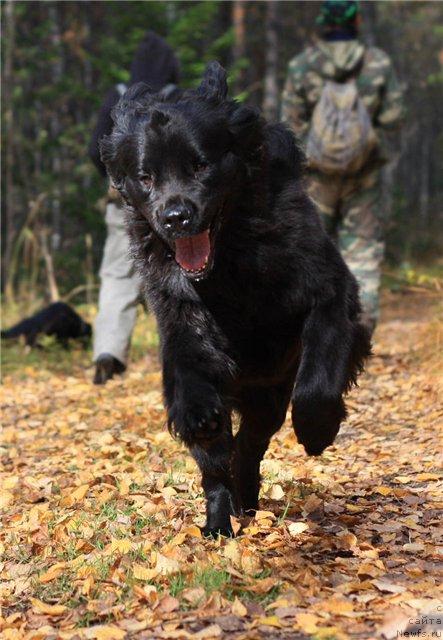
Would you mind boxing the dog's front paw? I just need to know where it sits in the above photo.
[291,394,346,456]
[201,524,234,539]
[169,388,229,445]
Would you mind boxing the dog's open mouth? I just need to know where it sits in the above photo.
[174,230,212,278]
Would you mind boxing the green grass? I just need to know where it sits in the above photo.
[33,572,75,603]
[382,262,443,292]
[169,573,188,598]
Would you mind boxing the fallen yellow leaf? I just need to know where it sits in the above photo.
[255,616,283,629]
[30,598,67,616]
[231,596,247,616]
[60,483,90,507]
[133,563,156,581]
[109,538,132,554]
[83,625,126,640]
[38,562,66,583]
[296,612,320,633]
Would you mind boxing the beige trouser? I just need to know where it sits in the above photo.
[93,203,142,365]
[307,168,384,327]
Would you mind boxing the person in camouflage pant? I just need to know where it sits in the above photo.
[281,0,404,333]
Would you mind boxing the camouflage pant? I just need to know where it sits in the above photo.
[307,168,384,327]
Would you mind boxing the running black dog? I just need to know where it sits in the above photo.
[100,62,371,536]
[1,302,91,348]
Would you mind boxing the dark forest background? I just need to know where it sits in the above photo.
[2,0,442,305]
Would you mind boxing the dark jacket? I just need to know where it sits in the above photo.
[89,31,180,176]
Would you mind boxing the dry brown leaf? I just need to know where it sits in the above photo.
[336,531,358,550]
[108,538,132,555]
[378,611,411,639]
[254,510,276,521]
[194,624,222,639]
[30,598,67,616]
[245,577,276,594]
[0,490,14,509]
[288,521,309,537]
[319,597,354,615]
[357,562,382,579]
[269,484,285,500]
[38,562,66,583]
[302,494,324,515]
[60,483,90,507]
[240,547,262,575]
[372,579,406,594]
[155,552,181,576]
[222,540,241,567]
[157,595,180,613]
[296,612,320,633]
[133,584,158,606]
[255,616,283,629]
[182,587,206,606]
[82,625,127,640]
[132,563,155,581]
[231,596,248,616]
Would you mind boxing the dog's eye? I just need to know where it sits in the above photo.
[140,173,153,190]
[194,162,208,178]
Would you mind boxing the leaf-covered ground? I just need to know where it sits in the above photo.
[1,291,442,640]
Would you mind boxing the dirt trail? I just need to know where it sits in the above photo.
[1,291,442,639]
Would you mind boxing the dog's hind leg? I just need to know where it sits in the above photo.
[233,383,292,514]
[25,330,39,348]
[190,428,239,538]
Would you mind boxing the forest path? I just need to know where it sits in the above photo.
[1,291,442,639]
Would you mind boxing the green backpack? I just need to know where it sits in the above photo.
[306,79,378,175]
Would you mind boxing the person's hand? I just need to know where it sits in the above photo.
[108,183,120,201]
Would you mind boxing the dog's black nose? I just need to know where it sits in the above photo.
[162,203,193,233]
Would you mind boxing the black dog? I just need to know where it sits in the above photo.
[100,62,371,536]
[1,302,91,348]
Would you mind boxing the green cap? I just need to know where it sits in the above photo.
[316,1,360,26]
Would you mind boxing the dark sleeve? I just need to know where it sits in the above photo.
[88,88,120,177]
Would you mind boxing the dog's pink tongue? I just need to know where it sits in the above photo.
[175,230,210,272]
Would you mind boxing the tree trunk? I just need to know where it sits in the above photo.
[40,228,60,302]
[49,3,63,252]
[263,0,280,121]
[3,0,16,300]
[419,126,430,222]
[232,0,247,93]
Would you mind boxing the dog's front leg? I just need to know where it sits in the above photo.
[292,301,369,456]
[191,433,237,537]
[159,308,238,536]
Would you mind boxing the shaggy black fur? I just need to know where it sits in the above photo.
[100,62,371,537]
[1,302,91,348]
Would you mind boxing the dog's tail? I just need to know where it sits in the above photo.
[1,318,33,339]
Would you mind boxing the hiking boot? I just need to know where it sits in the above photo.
[93,353,126,385]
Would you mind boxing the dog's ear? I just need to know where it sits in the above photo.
[197,61,228,101]
[121,81,153,103]
[228,105,262,151]
[150,110,170,129]
[111,82,154,132]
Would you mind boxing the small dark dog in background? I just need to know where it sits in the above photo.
[100,62,371,537]
[1,302,91,348]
